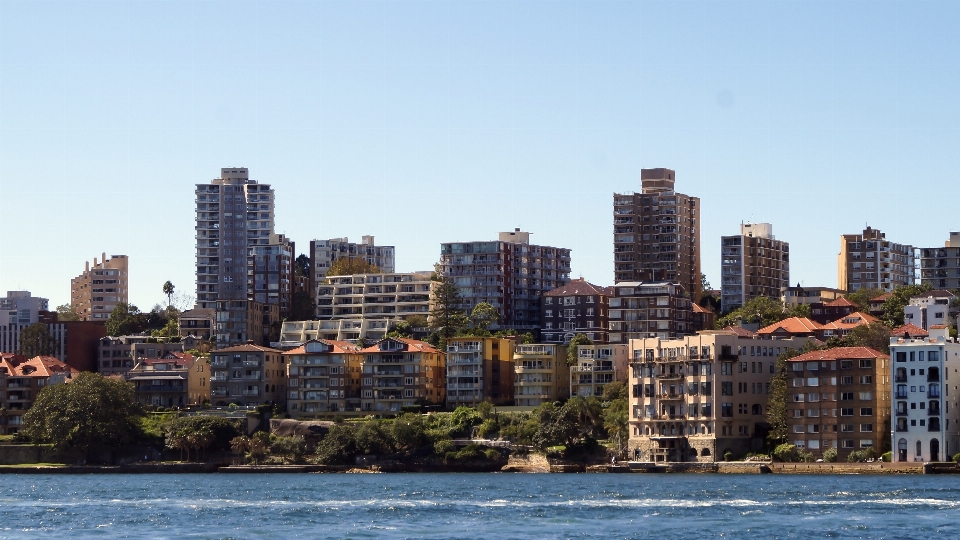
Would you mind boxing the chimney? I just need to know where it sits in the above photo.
[102,252,107,264]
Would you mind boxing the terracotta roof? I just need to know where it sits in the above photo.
[213,344,282,353]
[824,297,856,308]
[788,346,888,362]
[6,356,81,378]
[757,317,823,335]
[721,326,757,338]
[360,337,439,354]
[822,311,879,330]
[870,293,892,303]
[930,324,949,329]
[692,303,712,314]
[282,339,363,355]
[890,324,929,337]
[544,279,614,297]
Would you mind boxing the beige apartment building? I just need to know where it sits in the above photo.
[613,168,702,300]
[838,226,914,293]
[284,340,363,416]
[446,337,517,408]
[917,232,960,291]
[278,319,394,346]
[316,272,434,321]
[70,253,128,321]
[628,330,815,462]
[125,354,208,408]
[209,343,286,407]
[513,344,569,406]
[571,344,630,399]
[720,223,789,312]
[359,338,445,413]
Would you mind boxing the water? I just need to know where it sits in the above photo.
[0,473,958,539]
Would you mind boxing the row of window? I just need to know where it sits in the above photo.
[793,408,873,417]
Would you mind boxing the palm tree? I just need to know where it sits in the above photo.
[162,281,175,307]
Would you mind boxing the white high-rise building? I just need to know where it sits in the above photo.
[890,327,960,463]
[195,168,276,345]
[720,223,790,312]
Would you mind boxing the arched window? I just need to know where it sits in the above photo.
[897,438,907,462]
[701,448,711,457]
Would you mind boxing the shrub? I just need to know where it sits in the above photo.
[953,452,960,463]
[773,443,812,463]
[822,448,838,463]
[723,451,734,462]
[484,448,501,461]
[477,419,498,439]
[846,447,878,463]
[881,451,892,463]
[314,425,357,465]
[433,439,454,455]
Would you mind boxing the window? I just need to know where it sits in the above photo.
[860,424,873,432]
[721,363,733,375]
[840,361,853,369]
[792,425,804,434]
[841,376,853,385]
[859,376,873,384]
[722,382,733,396]
[842,440,855,449]
[860,440,874,448]
[721,403,733,417]
[841,424,855,432]
[859,359,873,369]
[859,392,873,401]
[840,392,853,401]
[841,408,854,416]
[860,408,873,416]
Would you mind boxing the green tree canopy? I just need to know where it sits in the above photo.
[566,334,593,365]
[55,304,80,322]
[288,291,316,321]
[294,254,311,278]
[715,296,808,329]
[845,287,884,312]
[16,322,59,357]
[841,321,894,354]
[766,341,823,445]
[106,303,147,336]
[327,257,381,277]
[428,276,468,343]
[881,283,933,327]
[20,372,143,460]
[469,302,501,332]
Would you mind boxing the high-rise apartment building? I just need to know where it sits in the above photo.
[195,168,276,346]
[608,282,693,343]
[308,236,395,300]
[0,291,50,355]
[70,253,128,320]
[838,226,914,293]
[614,168,701,299]
[720,223,789,312]
[439,229,571,331]
[918,232,960,290]
[250,234,294,319]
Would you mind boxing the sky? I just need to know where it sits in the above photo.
[1,0,958,310]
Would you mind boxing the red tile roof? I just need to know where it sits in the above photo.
[870,293,892,304]
[360,337,440,354]
[890,324,929,337]
[824,297,856,308]
[788,347,888,362]
[930,324,949,329]
[692,303,712,314]
[544,279,614,297]
[721,326,757,338]
[821,311,879,330]
[282,339,363,355]
[4,356,82,378]
[757,317,823,335]
[213,344,282,353]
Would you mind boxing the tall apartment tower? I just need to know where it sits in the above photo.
[250,233,295,319]
[195,168,276,345]
[838,226,914,293]
[918,232,960,290]
[308,236,395,300]
[614,168,701,300]
[70,254,128,320]
[439,229,571,331]
[720,223,790,312]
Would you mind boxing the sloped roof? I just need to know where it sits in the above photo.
[721,326,757,338]
[870,293,892,304]
[13,356,80,378]
[824,297,856,308]
[930,324,949,329]
[360,337,439,354]
[282,339,363,355]
[692,303,712,314]
[544,279,614,297]
[912,290,957,299]
[213,344,282,353]
[890,324,929,337]
[788,346,888,362]
[757,317,823,335]
[822,311,879,331]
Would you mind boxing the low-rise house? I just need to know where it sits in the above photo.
[628,331,816,462]
[178,308,215,343]
[209,343,286,407]
[785,347,890,460]
[809,297,857,325]
[284,340,363,416]
[571,344,630,398]
[446,337,517,408]
[125,353,204,408]
[890,327,960,462]
[0,355,79,434]
[513,344,569,406]
[360,338,444,413]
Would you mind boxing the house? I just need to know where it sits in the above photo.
[0,355,79,435]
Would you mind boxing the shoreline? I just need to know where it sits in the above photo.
[0,461,956,474]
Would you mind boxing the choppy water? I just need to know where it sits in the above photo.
[1,473,958,538]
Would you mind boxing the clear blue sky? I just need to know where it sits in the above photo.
[1,0,958,310]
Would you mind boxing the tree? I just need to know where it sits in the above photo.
[163,281,175,307]
[16,322,59,358]
[700,273,711,293]
[765,341,821,446]
[601,380,627,402]
[20,372,143,461]
[106,303,147,336]
[327,257,381,277]
[470,302,501,332]
[354,420,394,456]
[566,334,593,365]
[386,320,413,338]
[843,321,894,354]
[55,304,80,322]
[294,254,311,278]
[603,399,629,453]
[715,296,803,329]
[881,283,933,327]
[428,276,468,344]
[314,425,357,465]
[391,413,430,454]
[846,288,884,312]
